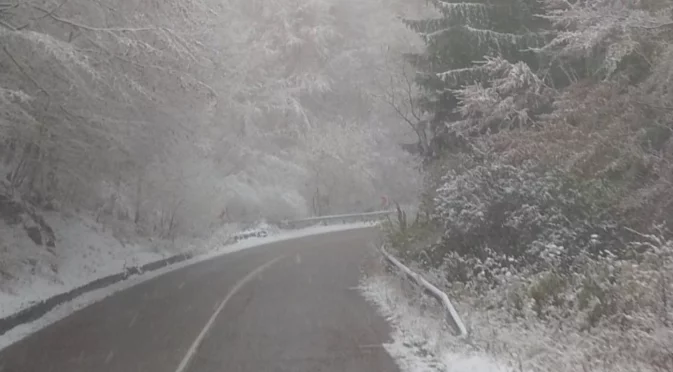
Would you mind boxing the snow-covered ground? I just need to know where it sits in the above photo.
[360,273,515,372]
[360,265,673,372]
[0,210,292,320]
[0,219,376,350]
[0,212,181,318]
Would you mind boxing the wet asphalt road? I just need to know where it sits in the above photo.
[0,227,399,372]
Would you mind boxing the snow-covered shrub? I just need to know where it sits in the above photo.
[541,0,672,80]
[457,223,673,328]
[381,204,442,263]
[430,161,620,282]
[381,1,673,370]
[424,236,673,372]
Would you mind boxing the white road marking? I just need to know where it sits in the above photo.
[104,350,115,364]
[128,313,138,328]
[174,255,284,372]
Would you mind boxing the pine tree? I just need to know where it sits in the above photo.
[404,0,551,159]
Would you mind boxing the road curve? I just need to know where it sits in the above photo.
[0,227,399,372]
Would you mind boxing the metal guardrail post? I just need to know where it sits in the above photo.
[380,246,468,338]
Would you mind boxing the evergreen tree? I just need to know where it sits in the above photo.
[404,0,551,159]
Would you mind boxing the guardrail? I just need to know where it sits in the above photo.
[278,210,395,229]
[380,246,468,338]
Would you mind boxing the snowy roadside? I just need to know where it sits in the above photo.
[0,212,290,320]
[360,272,515,372]
[1,212,177,318]
[360,264,673,372]
[0,212,251,319]
[0,220,376,350]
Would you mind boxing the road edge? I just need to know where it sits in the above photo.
[0,251,195,337]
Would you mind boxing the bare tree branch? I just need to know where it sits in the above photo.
[402,67,422,122]
[0,2,17,11]
[0,18,15,30]
[2,45,49,97]
[32,5,158,33]
[0,1,17,30]
[29,0,70,22]
[83,35,217,98]
[375,54,429,154]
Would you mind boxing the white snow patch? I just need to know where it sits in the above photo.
[0,211,288,319]
[0,221,377,351]
[0,212,177,318]
[360,274,515,372]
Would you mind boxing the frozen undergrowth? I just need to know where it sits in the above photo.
[362,266,673,372]
[360,272,514,372]
[445,284,673,372]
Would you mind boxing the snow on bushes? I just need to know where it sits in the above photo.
[429,161,621,283]
[381,154,673,370]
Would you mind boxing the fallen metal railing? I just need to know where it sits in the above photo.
[380,246,468,338]
[278,210,394,229]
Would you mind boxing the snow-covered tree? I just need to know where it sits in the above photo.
[541,0,673,80]
[403,0,551,159]
[0,0,424,237]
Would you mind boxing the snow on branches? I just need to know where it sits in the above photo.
[0,0,423,235]
[541,0,673,78]
[432,161,620,281]
[451,57,553,133]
